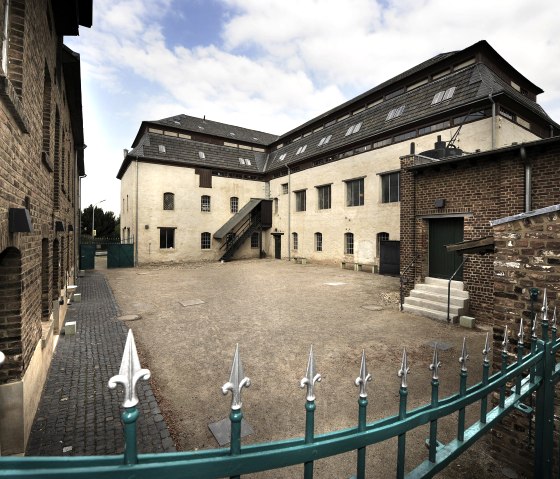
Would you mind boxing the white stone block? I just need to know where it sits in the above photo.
[65,322,77,335]
[459,316,475,329]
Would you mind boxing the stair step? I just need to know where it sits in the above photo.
[424,277,465,291]
[404,297,465,315]
[402,303,459,323]
[415,283,469,299]
[409,290,469,308]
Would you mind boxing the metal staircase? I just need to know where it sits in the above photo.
[219,215,261,262]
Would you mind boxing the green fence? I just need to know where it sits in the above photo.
[2,297,559,478]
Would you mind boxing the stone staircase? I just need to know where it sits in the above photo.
[402,277,469,323]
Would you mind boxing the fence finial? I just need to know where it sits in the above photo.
[429,343,441,380]
[355,350,372,398]
[542,288,548,324]
[502,325,509,353]
[518,318,525,344]
[300,345,321,401]
[398,348,410,388]
[108,329,151,408]
[459,338,469,372]
[482,332,491,363]
[553,307,557,329]
[532,313,538,339]
[222,344,251,410]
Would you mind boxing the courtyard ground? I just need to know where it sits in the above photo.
[103,258,517,478]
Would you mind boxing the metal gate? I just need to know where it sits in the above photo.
[107,243,134,268]
[379,240,400,275]
[79,244,95,270]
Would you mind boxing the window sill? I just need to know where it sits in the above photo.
[0,74,29,133]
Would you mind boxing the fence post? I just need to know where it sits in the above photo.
[396,349,409,479]
[300,346,321,479]
[355,350,372,479]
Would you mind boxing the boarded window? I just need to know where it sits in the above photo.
[198,168,212,188]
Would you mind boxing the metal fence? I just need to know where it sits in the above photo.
[2,294,559,478]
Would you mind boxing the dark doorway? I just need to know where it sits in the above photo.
[429,218,464,280]
[379,240,400,275]
[272,234,282,259]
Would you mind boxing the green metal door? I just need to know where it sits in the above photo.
[79,244,95,270]
[429,218,464,280]
[107,243,134,268]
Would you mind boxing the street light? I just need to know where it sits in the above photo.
[92,199,106,237]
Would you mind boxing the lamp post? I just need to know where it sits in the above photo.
[92,199,106,237]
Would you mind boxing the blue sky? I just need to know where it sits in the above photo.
[65,0,560,215]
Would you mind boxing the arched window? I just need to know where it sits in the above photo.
[201,232,211,249]
[292,232,298,251]
[163,192,174,210]
[345,233,354,255]
[230,197,239,213]
[315,232,323,252]
[201,195,211,212]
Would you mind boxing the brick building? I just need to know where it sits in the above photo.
[400,136,560,323]
[0,0,91,454]
[119,41,556,268]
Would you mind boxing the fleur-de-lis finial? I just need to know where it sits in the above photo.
[502,325,509,353]
[518,318,525,344]
[398,348,410,388]
[459,338,469,372]
[482,332,491,363]
[222,344,251,410]
[300,345,321,401]
[355,350,372,398]
[108,330,151,408]
[542,288,548,323]
[429,344,441,380]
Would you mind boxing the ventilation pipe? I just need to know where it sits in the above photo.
[521,146,531,212]
[488,94,496,149]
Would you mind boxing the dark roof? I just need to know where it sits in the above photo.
[490,204,560,226]
[52,0,92,35]
[213,199,262,239]
[132,114,278,148]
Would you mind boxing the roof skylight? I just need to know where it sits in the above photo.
[278,153,287,161]
[431,87,456,105]
[386,105,405,121]
[296,145,307,155]
[345,122,362,136]
[158,145,166,153]
[318,135,332,146]
[198,151,205,159]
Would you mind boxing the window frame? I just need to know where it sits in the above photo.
[381,172,400,203]
[295,190,306,212]
[315,232,323,252]
[345,232,354,255]
[250,232,259,249]
[345,178,365,207]
[163,192,174,210]
[292,232,298,251]
[159,227,175,249]
[201,232,211,249]
[230,196,239,214]
[316,184,331,210]
[201,195,211,212]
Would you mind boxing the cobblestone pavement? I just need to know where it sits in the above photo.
[26,270,175,456]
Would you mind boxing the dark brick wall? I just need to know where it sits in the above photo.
[400,144,560,324]
[0,0,82,384]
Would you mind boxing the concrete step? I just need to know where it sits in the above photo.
[403,303,459,323]
[404,296,465,315]
[415,283,469,299]
[409,290,469,308]
[424,277,465,291]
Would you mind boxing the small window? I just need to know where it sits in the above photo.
[500,108,515,121]
[159,228,175,249]
[201,195,211,212]
[318,135,332,146]
[345,122,362,136]
[346,178,364,207]
[381,172,399,203]
[282,183,288,195]
[201,232,211,249]
[250,232,259,249]
[199,168,212,188]
[315,232,323,252]
[292,232,298,251]
[317,184,331,210]
[163,192,174,210]
[198,151,206,159]
[279,153,287,161]
[393,130,417,143]
[274,198,279,214]
[230,196,238,213]
[296,145,307,155]
[345,233,354,255]
[158,145,166,153]
[295,190,306,212]
[373,138,392,149]
[386,105,405,121]
[432,87,456,105]
[377,232,389,256]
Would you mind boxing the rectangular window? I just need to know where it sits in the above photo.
[381,172,400,203]
[295,190,306,212]
[346,178,364,207]
[345,233,354,255]
[317,184,331,210]
[373,138,392,149]
[315,232,323,252]
[250,232,259,248]
[453,110,485,126]
[230,196,238,213]
[163,192,174,210]
[281,183,288,194]
[159,228,175,249]
[393,130,417,143]
[292,232,298,251]
[201,195,211,212]
[1,0,9,75]
[418,120,451,136]
[201,232,211,249]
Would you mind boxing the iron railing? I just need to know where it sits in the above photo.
[400,253,420,310]
[3,293,559,478]
[446,256,468,323]
[219,215,261,261]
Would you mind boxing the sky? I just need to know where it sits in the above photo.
[65,0,560,215]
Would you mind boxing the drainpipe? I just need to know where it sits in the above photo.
[287,165,291,261]
[135,157,139,266]
[521,146,531,212]
[488,94,496,149]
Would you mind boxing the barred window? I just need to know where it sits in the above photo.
[201,232,211,249]
[163,192,174,210]
[315,232,323,252]
[292,232,298,251]
[230,196,238,213]
[201,195,211,212]
[250,232,259,248]
[346,178,364,207]
[345,233,354,255]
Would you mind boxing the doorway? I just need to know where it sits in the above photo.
[428,218,464,280]
[272,233,282,259]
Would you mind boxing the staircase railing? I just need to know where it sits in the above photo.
[400,253,420,311]
[447,256,468,323]
[220,215,261,261]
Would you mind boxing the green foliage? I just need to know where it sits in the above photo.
[81,205,119,237]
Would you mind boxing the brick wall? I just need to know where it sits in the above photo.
[400,144,560,324]
[491,206,560,476]
[0,0,82,383]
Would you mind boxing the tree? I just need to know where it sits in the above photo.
[81,205,119,237]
